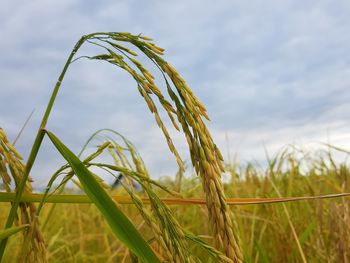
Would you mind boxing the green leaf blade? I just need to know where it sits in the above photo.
[0,225,29,241]
[46,131,160,263]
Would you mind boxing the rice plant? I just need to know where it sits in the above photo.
[1,31,350,263]
[0,32,241,262]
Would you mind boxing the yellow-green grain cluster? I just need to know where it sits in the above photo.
[80,32,243,261]
[0,128,46,262]
[85,131,195,262]
[94,32,243,262]
[0,31,243,262]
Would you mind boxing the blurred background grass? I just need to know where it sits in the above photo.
[2,145,349,262]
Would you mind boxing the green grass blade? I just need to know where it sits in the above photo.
[45,130,160,263]
[299,219,316,246]
[254,240,270,263]
[0,225,29,240]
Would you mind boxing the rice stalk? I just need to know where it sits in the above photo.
[89,32,242,262]
[0,128,46,262]
[0,36,87,259]
[1,32,242,261]
[79,129,232,262]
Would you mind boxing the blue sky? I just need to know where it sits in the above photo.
[1,1,350,187]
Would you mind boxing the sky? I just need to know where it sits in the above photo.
[1,1,350,187]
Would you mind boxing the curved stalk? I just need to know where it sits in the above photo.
[0,35,90,260]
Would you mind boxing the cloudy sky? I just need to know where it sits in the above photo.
[1,1,350,187]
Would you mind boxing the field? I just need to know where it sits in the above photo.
[1,147,350,262]
[1,32,349,263]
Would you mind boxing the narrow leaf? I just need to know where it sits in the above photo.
[0,225,29,240]
[299,219,316,246]
[45,131,160,263]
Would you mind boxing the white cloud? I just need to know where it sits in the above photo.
[1,0,350,187]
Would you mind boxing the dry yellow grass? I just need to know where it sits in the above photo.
[0,128,46,262]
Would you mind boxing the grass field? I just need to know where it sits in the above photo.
[1,146,350,262]
[1,32,349,263]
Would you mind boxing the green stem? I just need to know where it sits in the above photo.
[0,35,89,261]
